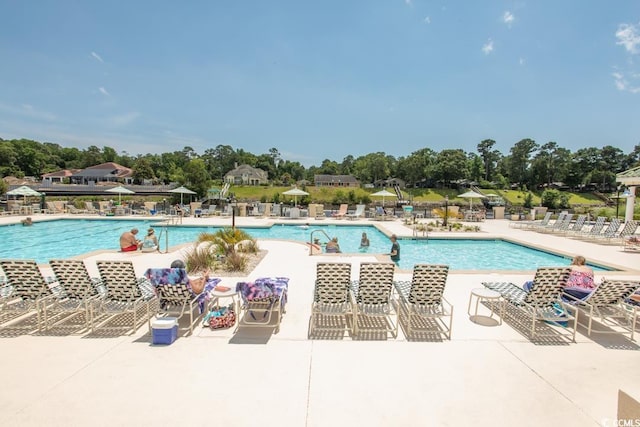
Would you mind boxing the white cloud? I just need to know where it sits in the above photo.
[616,23,640,54]
[519,57,525,66]
[503,11,515,27]
[424,16,431,24]
[612,71,640,94]
[91,51,104,63]
[482,39,494,55]
[98,87,110,96]
[404,0,412,6]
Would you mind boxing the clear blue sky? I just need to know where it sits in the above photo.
[1,1,639,166]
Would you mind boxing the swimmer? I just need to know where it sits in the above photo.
[360,232,370,248]
[21,217,33,226]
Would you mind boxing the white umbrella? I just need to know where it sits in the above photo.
[105,185,135,204]
[458,190,486,211]
[371,189,397,207]
[169,185,197,204]
[282,187,309,205]
[6,185,42,204]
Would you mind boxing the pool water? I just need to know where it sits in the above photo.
[0,219,610,271]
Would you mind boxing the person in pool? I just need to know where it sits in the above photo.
[325,237,341,253]
[388,234,400,264]
[120,228,142,252]
[360,232,370,248]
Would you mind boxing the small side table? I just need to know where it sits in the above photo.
[209,285,240,314]
[468,288,504,325]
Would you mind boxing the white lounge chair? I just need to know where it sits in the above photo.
[346,204,366,220]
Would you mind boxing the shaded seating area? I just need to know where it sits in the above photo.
[563,279,640,341]
[236,277,289,333]
[350,262,398,339]
[94,260,158,335]
[483,267,576,342]
[394,264,453,340]
[144,268,220,336]
[308,263,354,338]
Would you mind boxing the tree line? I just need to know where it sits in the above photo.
[1,137,639,198]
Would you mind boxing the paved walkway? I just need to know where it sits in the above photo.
[0,214,639,426]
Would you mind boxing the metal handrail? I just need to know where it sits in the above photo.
[309,229,332,256]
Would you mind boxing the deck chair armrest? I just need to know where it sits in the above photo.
[441,296,454,312]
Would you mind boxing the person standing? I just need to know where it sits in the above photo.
[389,234,400,264]
[360,232,370,248]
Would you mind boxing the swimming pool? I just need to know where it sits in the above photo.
[0,219,611,271]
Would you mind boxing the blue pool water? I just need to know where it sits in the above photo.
[0,219,610,271]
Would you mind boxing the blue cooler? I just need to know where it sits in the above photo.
[152,317,178,345]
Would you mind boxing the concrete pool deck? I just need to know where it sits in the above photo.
[0,213,639,426]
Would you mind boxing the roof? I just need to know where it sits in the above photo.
[617,165,640,185]
[71,162,133,178]
[314,174,359,183]
[42,169,80,178]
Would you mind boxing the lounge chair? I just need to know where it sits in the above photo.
[144,268,220,336]
[483,267,576,342]
[623,235,640,252]
[350,262,397,338]
[143,202,157,215]
[563,279,640,341]
[605,220,638,244]
[332,204,348,219]
[531,212,566,232]
[373,206,388,221]
[308,263,354,338]
[236,277,289,333]
[573,216,606,239]
[561,214,587,235]
[511,212,552,229]
[539,213,573,234]
[47,259,105,331]
[95,260,158,334]
[346,204,366,220]
[0,259,57,330]
[394,264,453,340]
[67,204,87,214]
[84,201,98,214]
[590,218,621,241]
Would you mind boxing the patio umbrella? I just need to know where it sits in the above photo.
[105,185,135,204]
[169,185,197,204]
[6,185,42,197]
[207,187,221,200]
[371,189,397,207]
[458,190,486,210]
[6,185,42,203]
[282,187,309,205]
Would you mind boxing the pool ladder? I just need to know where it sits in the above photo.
[156,224,170,254]
[309,229,333,256]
